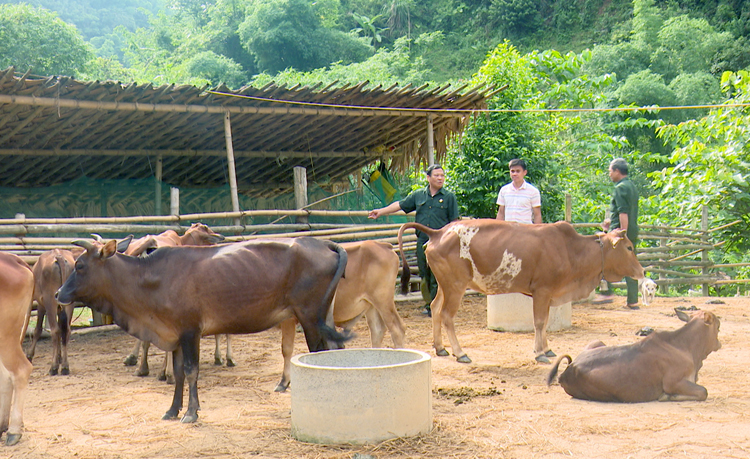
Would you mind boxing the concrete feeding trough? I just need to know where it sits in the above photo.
[487,293,572,332]
[290,348,432,445]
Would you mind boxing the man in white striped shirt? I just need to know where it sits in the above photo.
[496,158,542,224]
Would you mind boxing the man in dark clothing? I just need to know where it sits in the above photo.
[593,158,640,308]
[368,164,460,316]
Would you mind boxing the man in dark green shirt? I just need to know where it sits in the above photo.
[594,158,640,308]
[369,164,460,316]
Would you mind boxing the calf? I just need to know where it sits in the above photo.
[26,248,83,375]
[547,309,721,402]
[57,237,348,423]
[275,240,405,391]
[0,252,34,446]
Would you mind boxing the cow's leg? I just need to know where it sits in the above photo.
[377,301,407,349]
[25,306,45,362]
[225,335,235,367]
[180,332,201,423]
[214,335,223,365]
[431,288,449,357]
[47,304,62,376]
[58,303,74,375]
[276,318,296,392]
[437,287,471,363]
[532,294,555,363]
[136,341,150,377]
[162,348,184,420]
[0,341,33,445]
[123,339,141,366]
[364,307,387,347]
[660,374,709,401]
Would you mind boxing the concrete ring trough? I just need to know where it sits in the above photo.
[290,348,432,445]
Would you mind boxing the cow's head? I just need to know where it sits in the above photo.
[599,229,644,282]
[184,223,225,246]
[56,238,119,306]
[676,308,722,354]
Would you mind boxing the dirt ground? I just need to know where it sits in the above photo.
[7,293,750,459]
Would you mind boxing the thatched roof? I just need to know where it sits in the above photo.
[0,68,496,198]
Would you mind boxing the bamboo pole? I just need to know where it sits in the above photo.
[224,111,241,226]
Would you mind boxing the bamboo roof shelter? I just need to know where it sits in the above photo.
[0,67,497,214]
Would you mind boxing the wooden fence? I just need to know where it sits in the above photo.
[1,207,747,298]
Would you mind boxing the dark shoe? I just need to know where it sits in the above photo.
[420,306,432,317]
[626,303,640,310]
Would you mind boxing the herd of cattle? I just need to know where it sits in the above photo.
[0,219,723,446]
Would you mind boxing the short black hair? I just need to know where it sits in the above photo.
[610,158,629,175]
[508,158,527,170]
[425,164,443,176]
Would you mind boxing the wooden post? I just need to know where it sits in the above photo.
[659,237,668,295]
[426,116,434,166]
[223,111,241,226]
[564,194,572,222]
[294,166,308,225]
[702,205,710,296]
[155,155,163,215]
[170,187,179,216]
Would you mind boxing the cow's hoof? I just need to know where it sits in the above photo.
[436,348,450,357]
[165,375,175,385]
[5,433,21,446]
[123,355,138,366]
[136,369,149,377]
[61,367,70,376]
[180,413,198,423]
[535,354,552,364]
[157,372,166,381]
[49,368,58,376]
[274,382,290,393]
[226,359,236,368]
[456,355,472,364]
[214,357,223,366]
[162,410,179,421]
[545,350,556,358]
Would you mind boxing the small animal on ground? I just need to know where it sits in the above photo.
[639,277,657,306]
[546,308,721,402]
[397,219,644,364]
[0,252,35,446]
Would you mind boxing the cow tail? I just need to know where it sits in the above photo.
[319,241,351,348]
[546,355,572,386]
[54,252,74,334]
[397,222,434,295]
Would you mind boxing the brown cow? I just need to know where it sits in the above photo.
[26,248,84,375]
[275,239,406,392]
[121,223,226,383]
[0,252,34,446]
[57,237,348,423]
[397,220,644,363]
[546,309,721,402]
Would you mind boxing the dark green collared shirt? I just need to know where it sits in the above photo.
[609,176,639,241]
[400,186,459,241]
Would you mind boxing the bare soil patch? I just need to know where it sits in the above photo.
[8,294,750,458]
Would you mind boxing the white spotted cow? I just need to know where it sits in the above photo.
[397,220,644,363]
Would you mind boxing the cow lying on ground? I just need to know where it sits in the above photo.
[276,239,405,392]
[57,237,348,423]
[640,277,657,306]
[121,223,226,383]
[26,248,83,375]
[0,252,34,446]
[397,220,644,363]
[546,309,721,402]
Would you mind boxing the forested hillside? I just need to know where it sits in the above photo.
[1,0,750,288]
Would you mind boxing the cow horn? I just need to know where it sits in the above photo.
[91,233,104,242]
[72,239,96,251]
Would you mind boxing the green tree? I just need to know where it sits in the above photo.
[238,0,372,73]
[0,3,94,76]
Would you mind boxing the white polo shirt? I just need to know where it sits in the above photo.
[497,181,541,224]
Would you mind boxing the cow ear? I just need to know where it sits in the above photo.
[610,233,623,248]
[703,311,715,325]
[675,308,692,323]
[116,235,134,253]
[100,240,118,259]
